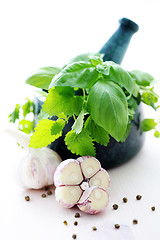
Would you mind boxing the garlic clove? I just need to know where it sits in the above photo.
[54,159,83,187]
[89,169,110,190]
[55,185,82,208]
[77,156,101,179]
[77,187,109,214]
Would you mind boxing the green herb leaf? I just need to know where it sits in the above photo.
[141,88,159,110]
[29,119,65,148]
[129,70,155,86]
[66,52,103,65]
[42,87,83,117]
[120,123,132,142]
[85,116,110,146]
[8,104,20,123]
[22,98,35,117]
[49,62,99,89]
[65,129,96,156]
[26,67,61,90]
[72,109,88,134]
[140,119,157,132]
[18,119,35,134]
[87,80,128,141]
[107,62,134,94]
[154,130,160,138]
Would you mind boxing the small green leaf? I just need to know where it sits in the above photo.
[97,61,134,94]
[141,88,159,110]
[72,109,88,134]
[66,52,103,65]
[129,70,155,86]
[18,119,34,134]
[88,80,128,141]
[154,130,160,138]
[29,119,64,148]
[85,116,110,146]
[49,61,99,89]
[22,98,35,117]
[140,119,157,132]
[51,119,65,135]
[26,67,61,90]
[65,129,96,156]
[8,104,20,123]
[42,87,83,117]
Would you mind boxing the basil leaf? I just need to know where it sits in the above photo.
[26,67,61,90]
[129,70,155,86]
[49,62,99,89]
[141,88,159,110]
[66,52,103,65]
[140,119,157,132]
[97,61,134,94]
[42,87,83,117]
[87,80,128,141]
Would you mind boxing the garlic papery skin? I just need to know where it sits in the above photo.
[5,128,61,189]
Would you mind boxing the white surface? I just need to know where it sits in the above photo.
[1,0,160,239]
[1,128,160,240]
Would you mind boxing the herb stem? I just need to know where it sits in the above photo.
[73,114,76,121]
[83,88,86,101]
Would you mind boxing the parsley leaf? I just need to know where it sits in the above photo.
[42,86,83,117]
[65,129,96,156]
[84,116,110,146]
[29,119,65,148]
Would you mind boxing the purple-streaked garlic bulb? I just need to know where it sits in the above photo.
[54,156,110,214]
[5,128,61,189]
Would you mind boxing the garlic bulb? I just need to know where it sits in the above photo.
[5,128,61,189]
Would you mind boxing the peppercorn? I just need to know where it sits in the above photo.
[74,212,80,218]
[25,196,30,201]
[151,206,155,211]
[114,224,120,229]
[72,234,77,239]
[92,226,97,231]
[136,195,142,200]
[123,197,128,203]
[112,204,118,210]
[47,190,52,195]
[63,220,68,226]
[133,219,138,224]
[74,221,78,226]
[41,193,46,198]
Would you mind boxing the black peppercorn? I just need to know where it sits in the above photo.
[112,204,118,210]
[74,221,78,226]
[47,190,52,195]
[123,197,128,203]
[41,193,46,198]
[25,196,30,201]
[133,219,138,224]
[74,212,80,218]
[151,206,155,211]
[136,195,142,200]
[72,234,77,239]
[114,224,120,229]
[92,226,97,231]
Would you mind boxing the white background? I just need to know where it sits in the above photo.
[0,0,160,239]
